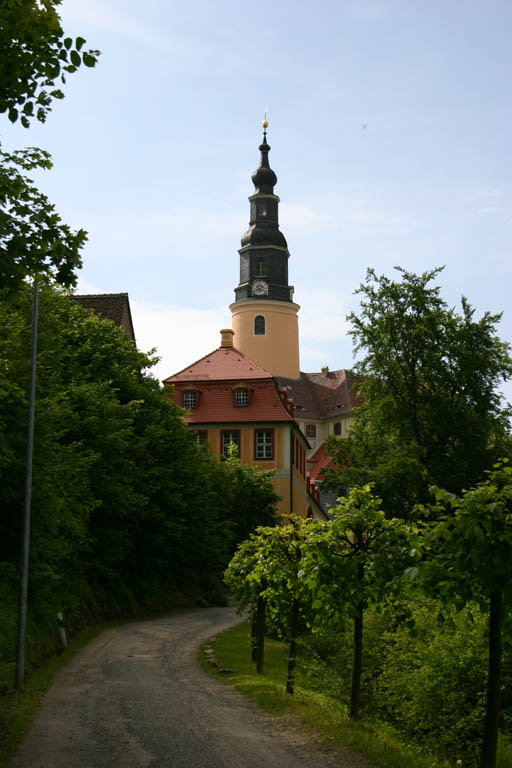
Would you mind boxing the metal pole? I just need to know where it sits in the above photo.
[15,282,39,690]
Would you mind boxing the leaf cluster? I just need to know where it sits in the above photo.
[0,0,99,126]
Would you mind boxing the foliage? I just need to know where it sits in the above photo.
[324,267,512,517]
[298,596,512,767]
[0,0,99,292]
[0,0,99,126]
[418,460,512,768]
[219,450,279,545]
[0,286,275,688]
[0,146,87,292]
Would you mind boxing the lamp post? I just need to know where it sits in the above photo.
[15,281,39,690]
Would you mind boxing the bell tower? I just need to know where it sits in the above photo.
[230,116,300,379]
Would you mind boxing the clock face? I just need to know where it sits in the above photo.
[253,280,268,296]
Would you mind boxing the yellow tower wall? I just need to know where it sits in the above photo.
[229,298,300,379]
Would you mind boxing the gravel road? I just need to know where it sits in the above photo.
[8,605,373,768]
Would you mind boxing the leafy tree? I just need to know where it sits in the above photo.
[419,460,512,768]
[0,0,99,292]
[0,285,248,633]
[324,267,512,517]
[304,485,414,720]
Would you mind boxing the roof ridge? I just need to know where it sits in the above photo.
[74,292,129,298]
[163,343,274,383]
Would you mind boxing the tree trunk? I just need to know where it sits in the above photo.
[251,610,257,662]
[480,590,503,768]
[256,596,265,675]
[349,607,363,720]
[349,562,365,721]
[286,597,300,695]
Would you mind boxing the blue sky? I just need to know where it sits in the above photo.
[3,0,511,395]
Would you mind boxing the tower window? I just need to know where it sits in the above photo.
[257,201,268,217]
[255,257,267,277]
[254,315,266,335]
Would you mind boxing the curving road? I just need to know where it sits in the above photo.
[8,605,373,768]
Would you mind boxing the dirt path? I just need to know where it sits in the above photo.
[8,605,373,768]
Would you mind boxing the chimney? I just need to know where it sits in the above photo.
[220,329,234,348]
[321,365,329,377]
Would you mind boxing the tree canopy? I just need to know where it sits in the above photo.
[324,267,512,517]
[0,0,99,292]
[0,0,99,126]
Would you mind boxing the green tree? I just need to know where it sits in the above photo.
[419,460,512,768]
[304,485,414,720]
[324,267,512,517]
[1,0,99,292]
[220,449,279,545]
[225,516,312,693]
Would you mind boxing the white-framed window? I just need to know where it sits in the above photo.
[184,391,197,409]
[235,389,249,407]
[192,430,208,449]
[254,315,266,335]
[255,429,274,460]
[305,424,316,438]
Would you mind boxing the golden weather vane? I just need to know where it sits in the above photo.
[262,106,268,129]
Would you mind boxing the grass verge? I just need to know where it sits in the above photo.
[199,620,457,768]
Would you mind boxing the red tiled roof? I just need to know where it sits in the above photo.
[163,346,273,384]
[307,442,337,483]
[174,379,293,424]
[276,369,364,419]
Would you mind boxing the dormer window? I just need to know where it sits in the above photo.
[184,391,196,409]
[182,388,201,409]
[232,384,253,407]
[235,389,249,407]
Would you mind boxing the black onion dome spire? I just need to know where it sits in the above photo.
[251,130,277,193]
[234,114,294,305]
[240,125,287,249]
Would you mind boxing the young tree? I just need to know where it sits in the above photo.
[419,460,512,768]
[304,485,414,720]
[225,517,312,693]
[324,267,512,517]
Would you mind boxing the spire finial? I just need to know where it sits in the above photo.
[262,106,268,141]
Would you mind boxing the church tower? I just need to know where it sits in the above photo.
[230,119,300,379]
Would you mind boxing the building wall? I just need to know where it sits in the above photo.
[190,421,323,520]
[298,415,356,456]
[230,298,300,379]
